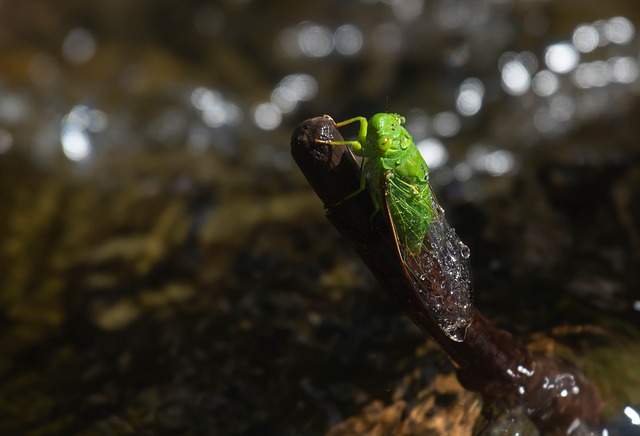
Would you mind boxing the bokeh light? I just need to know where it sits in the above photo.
[253,103,282,131]
[0,92,30,124]
[333,24,364,55]
[501,60,531,95]
[573,61,608,88]
[532,70,559,97]
[191,87,243,128]
[456,78,484,116]
[297,22,333,57]
[549,94,575,122]
[534,107,558,134]
[467,144,515,176]
[545,43,579,74]
[272,74,318,114]
[433,111,460,137]
[607,57,639,84]
[604,16,635,45]
[453,162,472,182]
[484,150,515,176]
[187,127,210,154]
[61,128,91,161]
[62,28,97,65]
[573,24,599,53]
[59,105,109,161]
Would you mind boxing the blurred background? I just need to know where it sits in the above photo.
[1,0,639,434]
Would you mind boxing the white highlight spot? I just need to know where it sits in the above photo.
[501,60,531,95]
[60,104,104,161]
[456,78,484,116]
[61,128,91,161]
[545,43,579,74]
[624,406,640,425]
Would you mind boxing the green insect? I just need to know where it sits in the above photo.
[319,113,473,342]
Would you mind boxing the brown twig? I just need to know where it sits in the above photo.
[291,116,602,434]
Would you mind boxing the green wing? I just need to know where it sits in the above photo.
[384,177,473,342]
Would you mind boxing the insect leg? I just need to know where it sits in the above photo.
[319,116,368,154]
[335,116,368,150]
[314,115,371,208]
[315,115,369,155]
[314,138,363,154]
[322,167,368,209]
[344,167,368,201]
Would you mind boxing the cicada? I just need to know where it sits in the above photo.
[318,113,473,342]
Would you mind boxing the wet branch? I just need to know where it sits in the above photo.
[291,116,602,434]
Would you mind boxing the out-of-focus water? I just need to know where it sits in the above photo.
[0,1,639,434]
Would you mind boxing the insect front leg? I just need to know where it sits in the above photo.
[314,116,369,155]
[335,116,368,151]
[314,138,363,153]
[314,115,371,208]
